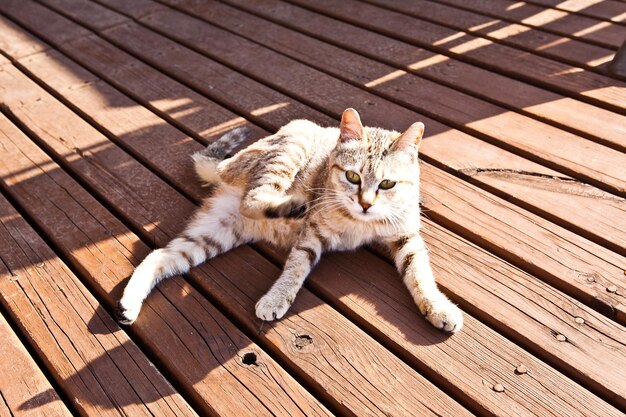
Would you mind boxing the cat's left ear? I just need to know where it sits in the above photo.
[392,122,424,159]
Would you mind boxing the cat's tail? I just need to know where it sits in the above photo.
[192,127,251,185]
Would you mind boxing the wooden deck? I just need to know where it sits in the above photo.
[0,0,625,415]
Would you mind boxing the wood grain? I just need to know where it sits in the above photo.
[518,0,626,22]
[0,190,198,416]
[0,313,72,417]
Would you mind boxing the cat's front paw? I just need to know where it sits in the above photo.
[115,299,142,326]
[255,292,293,321]
[265,196,308,219]
[420,298,463,333]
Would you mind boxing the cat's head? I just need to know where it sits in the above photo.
[326,108,423,223]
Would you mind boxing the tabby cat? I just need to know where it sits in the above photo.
[116,108,463,333]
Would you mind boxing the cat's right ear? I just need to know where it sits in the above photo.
[339,108,364,144]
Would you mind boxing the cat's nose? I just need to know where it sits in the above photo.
[359,201,372,212]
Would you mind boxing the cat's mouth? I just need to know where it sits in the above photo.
[346,202,380,222]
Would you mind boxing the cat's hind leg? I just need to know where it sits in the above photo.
[116,186,249,325]
[237,136,309,220]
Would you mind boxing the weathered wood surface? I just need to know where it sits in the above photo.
[0,313,72,417]
[517,0,626,22]
[2,4,626,413]
[404,0,625,49]
[287,0,626,114]
[1,0,625,415]
[0,162,198,416]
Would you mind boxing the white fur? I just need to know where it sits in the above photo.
[192,153,220,185]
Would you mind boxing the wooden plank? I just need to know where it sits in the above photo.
[3,8,624,414]
[0,313,72,417]
[0,50,468,417]
[519,0,626,23]
[0,102,331,417]
[287,0,626,115]
[424,0,626,49]
[0,2,321,151]
[26,0,332,138]
[227,0,626,152]
[238,0,626,150]
[159,0,626,255]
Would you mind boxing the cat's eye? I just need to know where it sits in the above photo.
[379,179,396,190]
[345,170,361,184]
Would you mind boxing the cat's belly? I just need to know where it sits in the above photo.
[243,216,303,248]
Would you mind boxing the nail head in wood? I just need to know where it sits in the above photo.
[556,334,567,342]
[515,365,527,374]
[574,317,585,324]
[493,383,505,393]
[607,285,618,293]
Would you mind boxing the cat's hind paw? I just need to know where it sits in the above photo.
[421,298,463,333]
[255,292,293,321]
[115,299,141,326]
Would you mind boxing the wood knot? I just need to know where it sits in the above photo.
[241,352,258,366]
[294,334,313,350]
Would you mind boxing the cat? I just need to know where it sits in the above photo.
[116,108,463,333]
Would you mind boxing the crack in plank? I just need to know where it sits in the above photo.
[459,168,625,201]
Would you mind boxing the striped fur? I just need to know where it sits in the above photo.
[118,109,463,333]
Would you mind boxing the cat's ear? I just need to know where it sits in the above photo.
[339,108,364,143]
[392,122,424,157]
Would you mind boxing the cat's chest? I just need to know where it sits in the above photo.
[322,222,378,250]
